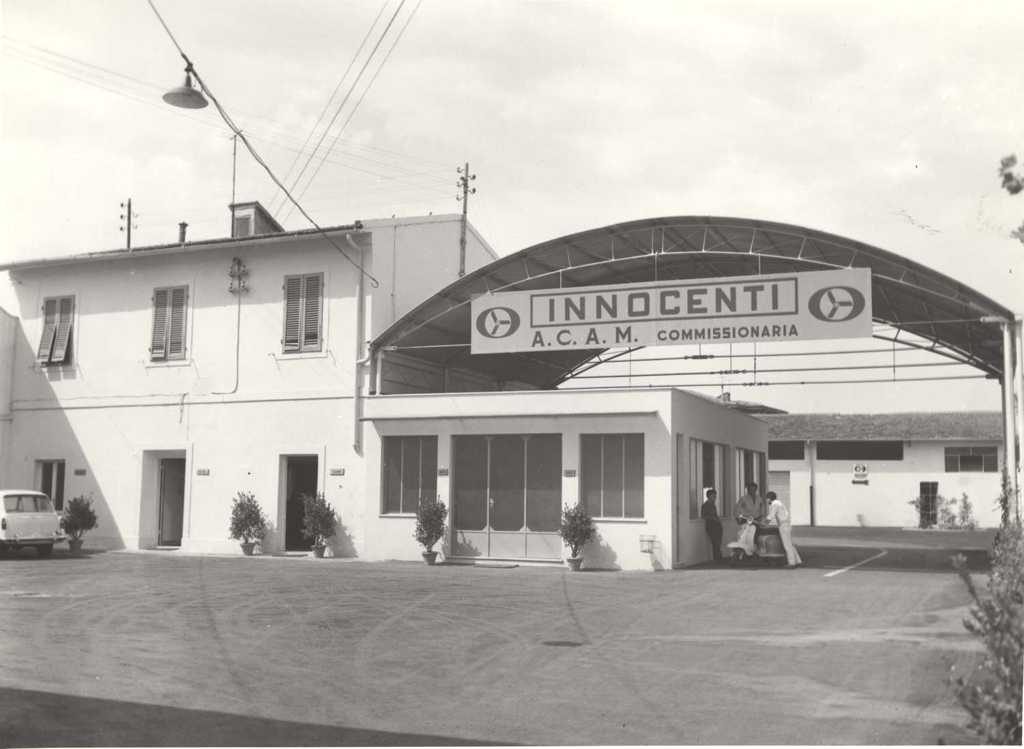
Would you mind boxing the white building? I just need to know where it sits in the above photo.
[0,206,771,570]
[765,412,1005,528]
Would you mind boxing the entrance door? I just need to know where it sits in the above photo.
[285,456,319,551]
[158,458,186,546]
[451,434,562,560]
[918,481,938,528]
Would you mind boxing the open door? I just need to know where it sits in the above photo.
[158,458,186,546]
[285,456,319,551]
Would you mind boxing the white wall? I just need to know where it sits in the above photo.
[0,306,15,486]
[769,441,1004,527]
[365,389,676,571]
[672,392,770,567]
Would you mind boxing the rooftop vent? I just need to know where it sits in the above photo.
[230,201,284,239]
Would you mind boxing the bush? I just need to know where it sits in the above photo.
[228,491,268,544]
[908,493,976,530]
[414,497,447,552]
[301,493,337,547]
[951,519,1024,744]
[62,495,98,541]
[559,502,595,558]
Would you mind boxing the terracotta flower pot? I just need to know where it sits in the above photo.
[240,542,256,556]
[566,556,583,571]
[311,544,326,558]
[68,538,84,555]
[422,550,438,565]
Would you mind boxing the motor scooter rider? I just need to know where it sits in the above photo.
[733,482,765,556]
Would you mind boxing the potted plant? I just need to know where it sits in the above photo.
[301,492,337,558]
[559,502,595,571]
[228,491,268,555]
[414,497,448,565]
[62,495,98,554]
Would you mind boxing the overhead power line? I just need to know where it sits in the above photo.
[570,360,967,380]
[145,0,381,287]
[560,374,990,390]
[278,0,409,221]
[288,0,424,217]
[268,1,390,214]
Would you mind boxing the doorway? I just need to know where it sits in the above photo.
[451,434,562,560]
[284,455,319,551]
[158,458,186,546]
[918,481,939,528]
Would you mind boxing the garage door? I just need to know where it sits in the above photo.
[768,471,791,510]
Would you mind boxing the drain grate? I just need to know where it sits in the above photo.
[542,640,583,647]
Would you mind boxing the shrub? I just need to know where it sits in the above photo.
[301,493,337,547]
[559,502,595,558]
[414,497,447,552]
[228,491,268,544]
[908,493,976,530]
[62,495,98,541]
[951,519,1024,744]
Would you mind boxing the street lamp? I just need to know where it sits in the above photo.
[162,68,208,109]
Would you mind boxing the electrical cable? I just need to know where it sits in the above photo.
[145,0,381,287]
[290,0,424,213]
[569,360,966,380]
[559,374,989,390]
[278,0,408,222]
[268,0,390,214]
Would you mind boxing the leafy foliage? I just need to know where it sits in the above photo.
[61,495,98,541]
[414,497,447,552]
[908,492,976,530]
[301,493,336,546]
[228,491,268,543]
[559,502,595,558]
[951,520,1024,744]
[998,154,1024,243]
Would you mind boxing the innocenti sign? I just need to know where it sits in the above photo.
[470,268,872,354]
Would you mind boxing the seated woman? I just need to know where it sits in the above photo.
[764,491,802,568]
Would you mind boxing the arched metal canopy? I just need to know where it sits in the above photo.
[372,216,1012,390]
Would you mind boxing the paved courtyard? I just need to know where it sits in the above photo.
[0,530,992,746]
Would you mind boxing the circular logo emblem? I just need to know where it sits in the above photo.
[808,286,866,322]
[475,306,521,339]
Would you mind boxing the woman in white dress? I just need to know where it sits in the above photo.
[765,491,802,568]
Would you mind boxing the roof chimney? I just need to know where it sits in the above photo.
[229,201,284,238]
[178,222,188,244]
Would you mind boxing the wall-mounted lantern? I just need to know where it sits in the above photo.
[639,535,656,554]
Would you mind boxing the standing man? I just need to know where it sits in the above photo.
[701,488,723,562]
[765,490,802,567]
[733,482,764,556]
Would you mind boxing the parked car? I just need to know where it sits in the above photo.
[0,490,67,557]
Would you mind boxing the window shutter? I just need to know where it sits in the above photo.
[150,289,170,360]
[283,276,302,351]
[51,297,74,363]
[303,274,322,350]
[168,287,187,358]
[36,298,58,363]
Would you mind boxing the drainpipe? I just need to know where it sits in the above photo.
[985,316,1018,518]
[807,439,816,527]
[1015,317,1024,519]
[349,234,371,454]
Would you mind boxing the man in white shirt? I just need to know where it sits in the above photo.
[765,490,802,568]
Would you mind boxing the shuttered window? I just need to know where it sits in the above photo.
[282,273,323,353]
[37,296,74,366]
[150,286,188,361]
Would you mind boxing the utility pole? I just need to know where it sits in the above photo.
[456,162,476,277]
[230,133,238,234]
[120,199,137,250]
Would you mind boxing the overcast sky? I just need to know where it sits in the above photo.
[2,0,1022,413]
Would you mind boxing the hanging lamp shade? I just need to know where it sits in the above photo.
[162,72,208,109]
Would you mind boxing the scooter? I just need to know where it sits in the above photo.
[727,519,787,566]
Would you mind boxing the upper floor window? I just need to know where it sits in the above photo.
[150,286,189,361]
[816,441,904,461]
[282,273,323,353]
[37,296,74,367]
[945,446,998,473]
[769,441,805,460]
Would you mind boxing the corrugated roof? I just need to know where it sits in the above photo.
[765,412,1002,441]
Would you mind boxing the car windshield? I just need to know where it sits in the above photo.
[3,495,53,512]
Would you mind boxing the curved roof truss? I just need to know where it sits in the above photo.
[373,217,1012,391]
